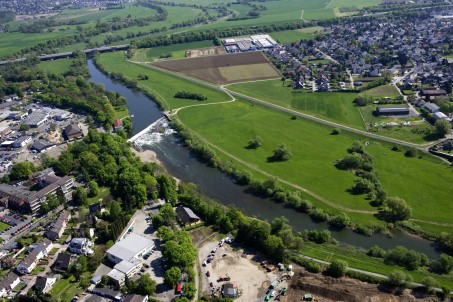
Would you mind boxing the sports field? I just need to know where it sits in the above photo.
[152,52,281,84]
[97,51,453,235]
[228,79,365,129]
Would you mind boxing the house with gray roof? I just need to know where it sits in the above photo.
[175,206,200,226]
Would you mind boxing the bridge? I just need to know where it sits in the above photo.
[0,44,130,66]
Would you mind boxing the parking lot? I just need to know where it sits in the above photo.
[0,211,33,241]
[123,209,175,302]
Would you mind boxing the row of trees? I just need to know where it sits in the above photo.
[174,90,207,101]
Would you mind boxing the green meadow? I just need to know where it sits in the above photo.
[96,49,453,235]
[361,84,401,98]
[228,79,365,129]
[132,40,215,62]
[38,59,74,74]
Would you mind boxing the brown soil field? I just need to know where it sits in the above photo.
[287,269,440,302]
[152,51,281,84]
[186,46,226,58]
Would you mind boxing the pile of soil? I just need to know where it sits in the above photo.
[286,270,439,302]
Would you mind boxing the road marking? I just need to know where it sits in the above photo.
[325,0,335,9]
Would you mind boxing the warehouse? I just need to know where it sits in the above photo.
[24,111,48,127]
[375,106,409,116]
[106,233,154,264]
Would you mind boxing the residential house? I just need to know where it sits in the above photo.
[53,253,72,272]
[34,276,56,293]
[16,239,53,274]
[64,124,83,140]
[175,206,200,226]
[68,238,93,255]
[46,210,71,241]
[0,272,21,297]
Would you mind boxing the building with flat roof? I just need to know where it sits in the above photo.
[376,106,410,116]
[433,111,448,120]
[106,233,154,264]
[24,111,48,128]
[123,294,148,302]
[31,140,54,153]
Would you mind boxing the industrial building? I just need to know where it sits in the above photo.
[375,106,410,116]
[106,234,154,286]
[23,111,48,127]
[222,34,278,53]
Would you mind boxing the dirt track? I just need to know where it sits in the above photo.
[288,269,439,302]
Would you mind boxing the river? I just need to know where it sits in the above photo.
[87,59,440,258]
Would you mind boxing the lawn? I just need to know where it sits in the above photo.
[86,187,112,205]
[38,59,74,74]
[0,221,8,232]
[132,40,215,62]
[97,51,453,234]
[114,107,130,120]
[228,80,365,130]
[51,274,88,302]
[271,26,327,43]
[297,242,453,288]
[361,85,401,98]
[49,247,59,255]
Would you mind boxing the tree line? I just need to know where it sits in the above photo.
[174,90,207,101]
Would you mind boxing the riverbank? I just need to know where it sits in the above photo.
[131,148,162,166]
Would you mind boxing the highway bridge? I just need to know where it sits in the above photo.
[0,44,129,66]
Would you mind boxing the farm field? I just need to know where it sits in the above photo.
[271,26,328,42]
[0,31,70,59]
[97,52,453,235]
[228,79,365,129]
[131,41,216,62]
[38,59,74,74]
[152,52,281,84]
[361,84,401,98]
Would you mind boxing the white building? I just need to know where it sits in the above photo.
[106,234,153,285]
[433,111,448,120]
[34,276,56,293]
[0,272,21,297]
[16,239,53,274]
[68,238,93,255]
[106,233,154,264]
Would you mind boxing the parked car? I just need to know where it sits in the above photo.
[206,271,210,277]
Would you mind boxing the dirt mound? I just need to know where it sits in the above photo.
[287,270,439,302]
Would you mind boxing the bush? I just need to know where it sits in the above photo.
[422,276,440,294]
[174,90,207,101]
[331,128,341,135]
[270,144,292,161]
[309,208,329,222]
[328,213,350,229]
[387,270,409,287]
[327,259,348,278]
[306,261,321,273]
[404,148,418,157]
[367,245,386,258]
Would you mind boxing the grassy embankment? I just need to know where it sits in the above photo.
[38,59,74,74]
[298,242,453,289]
[131,40,215,62]
[97,51,453,237]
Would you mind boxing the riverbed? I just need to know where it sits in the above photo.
[87,59,440,258]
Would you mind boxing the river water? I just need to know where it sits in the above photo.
[87,60,440,258]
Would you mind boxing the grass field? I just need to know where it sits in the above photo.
[0,222,8,232]
[152,52,281,84]
[228,79,365,129]
[38,59,74,74]
[361,85,401,98]
[297,242,453,288]
[132,41,215,62]
[97,51,453,234]
[97,52,231,109]
[270,29,318,43]
[51,274,87,302]
[0,31,70,58]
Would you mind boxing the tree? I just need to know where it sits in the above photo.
[404,147,418,158]
[327,259,348,278]
[9,162,35,181]
[271,144,292,161]
[164,266,181,287]
[247,135,263,149]
[160,203,177,223]
[19,123,30,131]
[435,119,452,137]
[152,214,165,229]
[72,187,88,206]
[183,282,196,299]
[87,180,99,197]
[387,270,408,287]
[329,213,350,229]
[1,256,15,269]
[134,274,156,296]
[429,253,453,274]
[109,200,122,220]
[385,197,412,221]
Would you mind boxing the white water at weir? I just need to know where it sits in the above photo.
[129,117,175,148]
